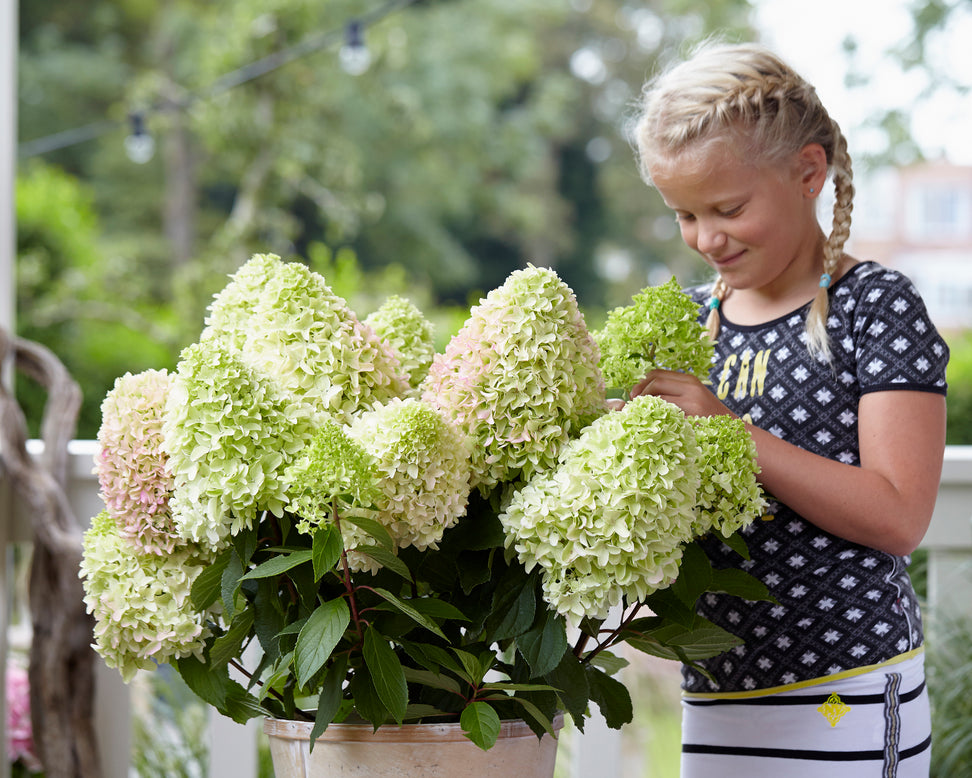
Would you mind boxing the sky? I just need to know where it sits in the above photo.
[753,0,972,165]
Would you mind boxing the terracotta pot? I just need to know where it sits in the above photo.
[264,715,563,778]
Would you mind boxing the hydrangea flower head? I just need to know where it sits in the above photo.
[348,398,471,551]
[79,510,210,682]
[596,278,714,393]
[95,369,179,555]
[690,414,767,538]
[364,295,436,392]
[202,253,285,351]
[241,261,410,422]
[163,340,312,550]
[285,416,383,539]
[423,264,606,490]
[501,394,701,621]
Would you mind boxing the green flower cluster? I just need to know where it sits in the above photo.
[423,265,606,490]
[364,295,436,392]
[501,395,766,621]
[202,253,284,351]
[690,414,767,538]
[162,340,312,550]
[595,277,714,393]
[79,511,211,682]
[348,398,471,551]
[240,260,409,423]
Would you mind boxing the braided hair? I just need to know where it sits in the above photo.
[633,42,854,361]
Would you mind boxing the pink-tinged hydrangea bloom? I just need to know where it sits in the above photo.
[348,398,471,551]
[423,265,606,490]
[500,395,701,622]
[6,662,40,771]
[95,369,179,555]
[690,415,767,538]
[239,260,409,423]
[79,511,211,682]
[163,340,313,550]
[595,278,714,394]
[364,295,436,393]
[201,252,285,351]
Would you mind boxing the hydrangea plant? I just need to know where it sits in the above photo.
[364,295,436,392]
[80,255,772,753]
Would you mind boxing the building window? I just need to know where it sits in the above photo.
[905,183,972,242]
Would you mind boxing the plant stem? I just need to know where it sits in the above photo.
[228,658,313,721]
[583,604,643,663]
[333,503,365,643]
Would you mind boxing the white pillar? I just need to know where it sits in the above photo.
[0,2,17,777]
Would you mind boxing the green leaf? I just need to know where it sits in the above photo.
[221,548,244,621]
[312,525,343,581]
[708,567,776,603]
[210,608,254,669]
[643,587,699,628]
[543,652,589,727]
[342,515,395,550]
[363,626,408,724]
[295,598,350,689]
[720,530,751,559]
[399,598,469,622]
[498,696,557,738]
[190,549,231,611]
[174,653,228,709]
[460,701,501,751]
[232,524,259,567]
[370,588,447,639]
[356,545,412,582]
[252,577,287,658]
[516,610,568,678]
[309,653,349,750]
[668,541,713,608]
[402,667,462,695]
[452,648,487,685]
[585,665,633,729]
[350,669,388,729]
[486,569,536,642]
[631,622,743,662]
[588,650,630,677]
[240,549,313,581]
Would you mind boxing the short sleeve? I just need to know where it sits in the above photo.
[850,268,949,395]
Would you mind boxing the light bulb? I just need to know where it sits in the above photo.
[124,113,155,164]
[339,21,371,76]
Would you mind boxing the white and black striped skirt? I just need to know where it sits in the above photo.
[680,652,931,777]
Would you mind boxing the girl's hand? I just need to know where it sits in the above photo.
[629,369,733,419]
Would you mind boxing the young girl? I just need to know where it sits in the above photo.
[629,42,948,777]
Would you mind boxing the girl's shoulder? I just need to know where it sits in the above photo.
[831,260,929,316]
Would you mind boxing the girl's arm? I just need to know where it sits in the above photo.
[630,369,946,556]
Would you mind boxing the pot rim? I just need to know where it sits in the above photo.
[264,713,565,744]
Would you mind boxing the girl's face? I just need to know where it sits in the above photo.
[649,141,824,297]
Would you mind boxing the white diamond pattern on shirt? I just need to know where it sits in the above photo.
[680,263,949,694]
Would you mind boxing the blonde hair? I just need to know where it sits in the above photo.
[633,42,854,361]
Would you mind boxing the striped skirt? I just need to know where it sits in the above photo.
[680,652,931,777]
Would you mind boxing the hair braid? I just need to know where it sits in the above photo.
[805,121,854,361]
[705,276,729,341]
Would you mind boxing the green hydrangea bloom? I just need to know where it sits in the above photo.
[241,261,409,423]
[423,264,606,490]
[201,253,284,351]
[162,340,312,550]
[364,295,436,392]
[286,416,382,536]
[79,510,211,682]
[500,395,701,621]
[595,278,714,393]
[690,415,767,538]
[348,398,471,551]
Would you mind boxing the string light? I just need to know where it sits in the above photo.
[123,112,155,164]
[17,0,416,161]
[339,21,372,76]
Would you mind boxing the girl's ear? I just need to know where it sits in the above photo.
[798,143,828,198]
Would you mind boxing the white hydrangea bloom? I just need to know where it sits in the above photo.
[423,264,606,490]
[79,511,210,682]
[364,295,436,392]
[349,398,471,551]
[501,395,701,621]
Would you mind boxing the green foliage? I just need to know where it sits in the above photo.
[945,332,972,444]
[927,612,972,777]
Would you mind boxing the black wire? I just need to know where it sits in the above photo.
[18,0,418,159]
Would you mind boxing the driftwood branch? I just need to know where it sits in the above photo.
[0,326,102,778]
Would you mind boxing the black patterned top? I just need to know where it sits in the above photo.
[682,261,949,694]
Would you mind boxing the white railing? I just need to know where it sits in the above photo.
[5,444,972,778]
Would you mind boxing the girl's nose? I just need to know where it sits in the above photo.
[696,220,727,254]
